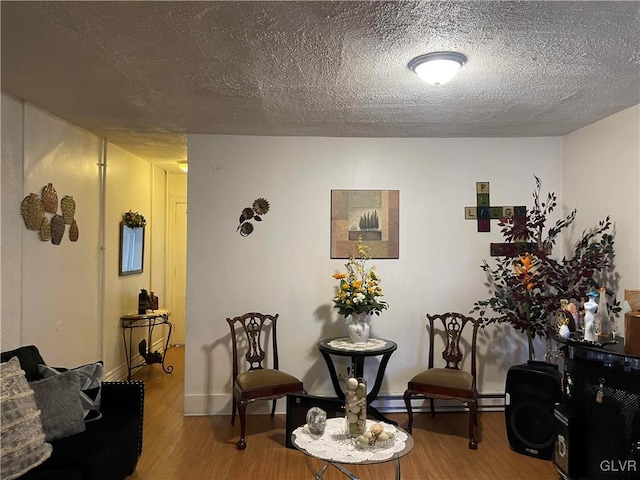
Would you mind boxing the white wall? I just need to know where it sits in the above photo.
[184,135,564,415]
[1,93,169,378]
[4,88,636,414]
[563,104,640,336]
[1,94,25,349]
[3,99,103,366]
[103,144,156,377]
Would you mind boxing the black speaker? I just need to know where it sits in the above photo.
[505,361,562,459]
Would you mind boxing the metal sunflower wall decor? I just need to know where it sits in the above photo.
[237,198,270,236]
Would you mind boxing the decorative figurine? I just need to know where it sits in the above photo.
[594,286,612,340]
[567,302,580,331]
[583,292,599,342]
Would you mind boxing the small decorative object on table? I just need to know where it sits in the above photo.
[345,377,367,437]
[555,299,573,339]
[150,291,159,310]
[138,289,153,314]
[306,407,327,436]
[354,422,396,449]
[347,313,371,344]
[332,236,388,344]
[567,302,580,331]
[595,286,613,341]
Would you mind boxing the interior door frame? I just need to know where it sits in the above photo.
[168,196,187,345]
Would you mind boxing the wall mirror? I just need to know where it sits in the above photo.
[119,222,145,275]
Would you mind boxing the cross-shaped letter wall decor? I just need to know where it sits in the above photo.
[464,182,538,257]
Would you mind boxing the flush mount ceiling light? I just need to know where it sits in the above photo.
[178,162,188,173]
[408,51,467,86]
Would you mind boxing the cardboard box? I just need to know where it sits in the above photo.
[625,289,640,311]
[625,311,640,356]
[624,290,640,356]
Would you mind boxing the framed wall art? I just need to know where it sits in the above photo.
[119,222,145,276]
[331,189,399,259]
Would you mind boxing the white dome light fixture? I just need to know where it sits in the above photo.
[408,52,467,86]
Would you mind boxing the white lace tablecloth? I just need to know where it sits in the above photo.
[292,418,408,463]
[327,338,388,352]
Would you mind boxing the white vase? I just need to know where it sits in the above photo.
[347,313,371,344]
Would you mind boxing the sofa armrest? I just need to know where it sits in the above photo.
[100,380,144,460]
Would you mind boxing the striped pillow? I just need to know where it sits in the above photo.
[1,356,52,480]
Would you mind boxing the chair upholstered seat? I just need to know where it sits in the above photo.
[404,312,481,449]
[409,368,474,393]
[236,369,302,394]
[226,312,304,450]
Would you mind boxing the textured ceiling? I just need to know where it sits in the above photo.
[2,1,639,173]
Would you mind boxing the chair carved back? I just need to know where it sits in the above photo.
[426,312,480,378]
[227,312,280,382]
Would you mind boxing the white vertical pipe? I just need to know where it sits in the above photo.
[97,139,108,361]
[19,99,26,345]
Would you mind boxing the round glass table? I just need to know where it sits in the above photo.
[291,417,414,480]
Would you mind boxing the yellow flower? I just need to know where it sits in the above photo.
[333,273,347,279]
[514,253,537,289]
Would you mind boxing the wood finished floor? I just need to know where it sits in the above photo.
[128,346,558,480]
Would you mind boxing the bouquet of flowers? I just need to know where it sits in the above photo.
[332,237,388,317]
[123,210,146,229]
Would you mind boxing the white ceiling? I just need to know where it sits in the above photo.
[2,1,639,173]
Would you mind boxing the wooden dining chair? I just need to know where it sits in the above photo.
[403,312,481,449]
[227,312,304,450]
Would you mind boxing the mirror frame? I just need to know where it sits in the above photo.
[119,221,145,276]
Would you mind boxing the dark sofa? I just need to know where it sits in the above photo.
[1,346,144,480]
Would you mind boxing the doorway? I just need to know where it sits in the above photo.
[170,202,187,345]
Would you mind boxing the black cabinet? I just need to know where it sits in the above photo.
[555,337,640,480]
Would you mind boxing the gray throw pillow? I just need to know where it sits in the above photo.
[38,361,103,422]
[0,356,52,480]
[29,370,86,441]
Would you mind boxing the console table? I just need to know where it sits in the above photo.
[317,337,398,425]
[121,311,174,380]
